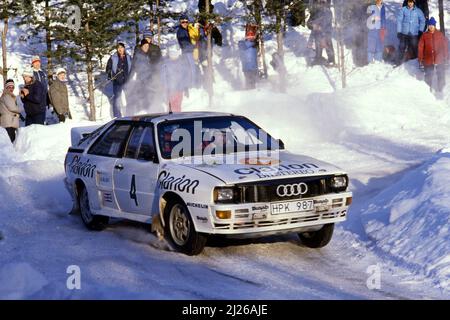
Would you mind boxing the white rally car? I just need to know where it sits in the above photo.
[64,112,352,255]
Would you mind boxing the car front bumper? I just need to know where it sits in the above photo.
[208,192,352,237]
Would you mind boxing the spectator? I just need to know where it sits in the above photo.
[0,79,21,142]
[106,41,132,118]
[418,17,449,97]
[309,0,335,66]
[397,0,426,64]
[130,39,153,83]
[176,15,201,89]
[238,28,258,90]
[48,68,71,123]
[20,68,46,126]
[31,55,50,115]
[403,0,429,30]
[367,0,386,63]
[135,29,162,67]
[161,47,190,112]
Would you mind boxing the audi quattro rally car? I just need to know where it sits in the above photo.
[64,112,352,255]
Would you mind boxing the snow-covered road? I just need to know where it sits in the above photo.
[1,0,449,299]
[1,59,449,299]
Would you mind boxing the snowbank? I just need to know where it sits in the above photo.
[362,150,450,291]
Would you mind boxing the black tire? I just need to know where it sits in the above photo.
[298,223,334,248]
[78,186,109,231]
[164,200,207,255]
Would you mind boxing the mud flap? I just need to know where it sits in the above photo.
[151,214,165,240]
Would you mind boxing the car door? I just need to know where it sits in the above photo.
[113,123,159,216]
[87,122,133,212]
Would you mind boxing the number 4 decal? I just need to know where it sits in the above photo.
[130,174,138,207]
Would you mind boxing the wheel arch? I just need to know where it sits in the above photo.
[159,191,188,228]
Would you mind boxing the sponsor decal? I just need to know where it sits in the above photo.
[157,171,199,195]
[196,216,208,223]
[234,163,319,178]
[187,202,208,209]
[69,156,96,179]
[239,157,280,166]
[252,205,269,213]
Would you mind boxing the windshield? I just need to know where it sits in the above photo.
[157,116,280,160]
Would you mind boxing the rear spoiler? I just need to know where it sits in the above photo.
[71,124,104,147]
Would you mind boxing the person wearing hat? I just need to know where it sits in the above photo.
[31,55,50,108]
[418,17,449,97]
[238,27,258,90]
[48,67,71,123]
[396,0,426,64]
[20,68,47,126]
[139,28,162,66]
[0,79,21,142]
[106,41,132,118]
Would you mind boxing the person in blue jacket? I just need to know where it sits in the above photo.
[367,0,386,63]
[20,68,47,126]
[176,15,200,89]
[238,30,258,90]
[106,41,132,118]
[397,0,426,64]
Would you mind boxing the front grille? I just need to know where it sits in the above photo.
[237,176,334,203]
[214,210,347,231]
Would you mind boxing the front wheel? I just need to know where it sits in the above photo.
[298,223,334,248]
[164,201,207,255]
[79,187,109,231]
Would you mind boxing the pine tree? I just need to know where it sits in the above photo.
[54,0,131,121]
[16,0,65,79]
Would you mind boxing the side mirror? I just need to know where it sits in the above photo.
[278,139,285,150]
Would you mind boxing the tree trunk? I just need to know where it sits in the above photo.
[85,21,96,121]
[1,17,8,84]
[149,0,154,32]
[206,0,214,107]
[156,0,161,45]
[45,0,52,80]
[276,8,286,92]
[438,0,445,36]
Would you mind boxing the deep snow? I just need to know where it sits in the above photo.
[0,0,449,299]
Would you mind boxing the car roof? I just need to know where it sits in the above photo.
[118,111,236,124]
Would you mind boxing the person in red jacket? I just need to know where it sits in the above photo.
[418,17,449,95]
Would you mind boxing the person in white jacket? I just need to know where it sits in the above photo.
[0,79,21,142]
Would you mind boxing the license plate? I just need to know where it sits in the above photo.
[271,200,314,215]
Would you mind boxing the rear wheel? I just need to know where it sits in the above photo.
[79,187,109,231]
[298,223,334,248]
[164,200,207,255]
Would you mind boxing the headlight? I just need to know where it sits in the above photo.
[215,187,234,202]
[331,175,348,192]
[214,187,235,203]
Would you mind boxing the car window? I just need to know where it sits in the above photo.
[125,125,146,159]
[88,123,132,158]
[137,127,157,161]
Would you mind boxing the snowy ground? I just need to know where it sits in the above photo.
[0,0,449,299]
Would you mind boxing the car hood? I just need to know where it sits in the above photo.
[175,151,346,185]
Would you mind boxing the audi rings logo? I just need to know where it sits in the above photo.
[276,183,308,197]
